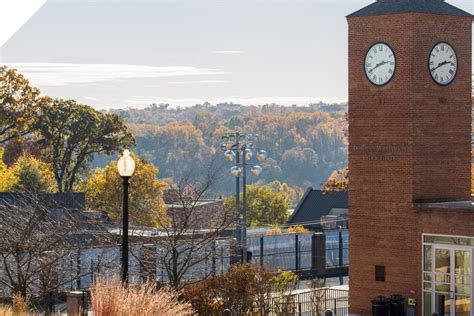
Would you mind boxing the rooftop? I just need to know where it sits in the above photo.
[348,0,472,18]
[287,188,348,226]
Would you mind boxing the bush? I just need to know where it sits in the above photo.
[287,225,308,234]
[270,270,299,314]
[266,226,282,235]
[91,279,193,316]
[182,264,298,315]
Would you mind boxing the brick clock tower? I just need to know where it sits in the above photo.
[347,0,472,315]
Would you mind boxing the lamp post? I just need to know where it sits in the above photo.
[117,149,135,284]
[221,132,267,263]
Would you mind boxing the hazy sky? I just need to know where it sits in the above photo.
[0,0,472,109]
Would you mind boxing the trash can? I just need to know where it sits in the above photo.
[389,295,405,316]
[372,296,389,316]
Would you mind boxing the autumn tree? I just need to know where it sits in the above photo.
[281,147,321,185]
[84,152,167,227]
[0,155,56,193]
[194,111,219,142]
[267,180,304,206]
[136,122,211,180]
[0,66,51,144]
[36,99,135,192]
[322,167,349,193]
[0,148,16,191]
[225,183,290,227]
[1,136,42,166]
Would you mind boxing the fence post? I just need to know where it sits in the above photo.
[70,259,74,290]
[90,259,94,286]
[76,249,81,290]
[311,232,326,273]
[211,240,216,276]
[260,236,264,268]
[220,247,224,274]
[295,234,299,270]
[67,291,87,316]
[334,298,337,314]
[338,230,344,285]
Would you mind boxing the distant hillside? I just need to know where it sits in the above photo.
[95,102,349,194]
[107,101,347,127]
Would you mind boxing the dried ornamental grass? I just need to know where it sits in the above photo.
[12,293,30,315]
[91,279,194,316]
[0,293,34,316]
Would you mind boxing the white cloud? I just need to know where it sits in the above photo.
[213,50,243,54]
[4,63,225,86]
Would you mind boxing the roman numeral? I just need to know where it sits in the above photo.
[379,45,383,51]
[449,69,454,75]
[441,45,445,51]
[388,69,393,74]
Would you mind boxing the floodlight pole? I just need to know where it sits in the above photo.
[241,144,248,263]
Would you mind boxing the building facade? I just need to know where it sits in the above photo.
[347,0,472,315]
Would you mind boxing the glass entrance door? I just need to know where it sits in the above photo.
[433,247,472,316]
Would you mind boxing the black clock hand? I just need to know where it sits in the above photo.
[368,60,390,73]
[430,60,450,72]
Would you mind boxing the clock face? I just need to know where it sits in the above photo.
[365,43,396,86]
[429,42,457,86]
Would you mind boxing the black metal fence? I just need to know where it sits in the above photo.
[255,288,349,316]
[247,230,349,271]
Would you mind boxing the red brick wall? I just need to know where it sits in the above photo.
[347,13,472,315]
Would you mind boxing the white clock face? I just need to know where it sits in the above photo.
[365,43,396,86]
[429,42,457,86]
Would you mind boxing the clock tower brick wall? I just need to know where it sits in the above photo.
[412,14,472,202]
[348,12,472,315]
